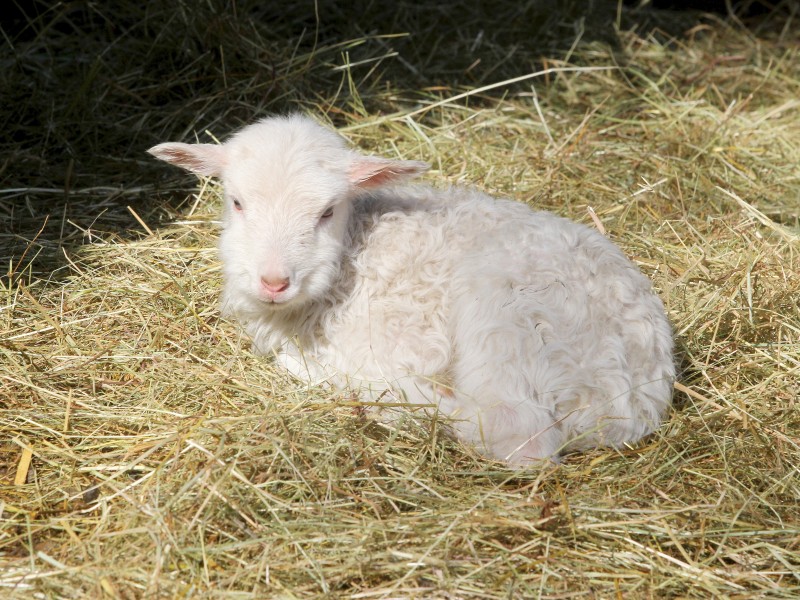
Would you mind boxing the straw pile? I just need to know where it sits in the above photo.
[2,2,798,597]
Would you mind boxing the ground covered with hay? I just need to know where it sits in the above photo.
[1,2,799,598]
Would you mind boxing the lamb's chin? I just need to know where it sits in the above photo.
[255,297,298,311]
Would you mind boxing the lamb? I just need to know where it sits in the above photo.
[148,114,675,466]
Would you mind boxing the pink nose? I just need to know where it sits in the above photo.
[260,276,290,295]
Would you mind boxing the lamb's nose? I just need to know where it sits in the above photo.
[260,276,290,295]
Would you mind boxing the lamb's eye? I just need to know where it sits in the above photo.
[320,206,334,219]
[232,198,243,211]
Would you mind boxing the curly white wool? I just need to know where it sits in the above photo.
[149,114,675,466]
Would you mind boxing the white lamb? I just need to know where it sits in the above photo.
[149,114,675,466]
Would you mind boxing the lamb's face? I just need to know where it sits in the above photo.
[218,120,354,310]
[148,113,429,315]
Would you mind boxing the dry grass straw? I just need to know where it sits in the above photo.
[2,2,799,598]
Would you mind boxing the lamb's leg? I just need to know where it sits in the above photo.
[439,386,564,465]
[442,323,565,465]
[431,251,576,461]
[274,341,332,385]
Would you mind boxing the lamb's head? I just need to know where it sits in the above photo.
[148,114,428,311]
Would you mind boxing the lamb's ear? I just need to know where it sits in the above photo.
[147,142,227,177]
[349,157,430,189]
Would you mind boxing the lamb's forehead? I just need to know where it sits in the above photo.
[222,116,351,197]
[228,116,348,164]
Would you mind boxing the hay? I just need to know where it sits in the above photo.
[2,2,799,598]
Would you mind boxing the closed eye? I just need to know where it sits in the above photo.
[232,198,243,211]
[320,206,334,219]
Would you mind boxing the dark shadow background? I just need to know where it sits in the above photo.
[0,0,791,282]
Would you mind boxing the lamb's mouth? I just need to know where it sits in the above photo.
[255,289,306,309]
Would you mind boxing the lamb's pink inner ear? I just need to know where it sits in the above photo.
[349,158,430,189]
[147,143,226,177]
